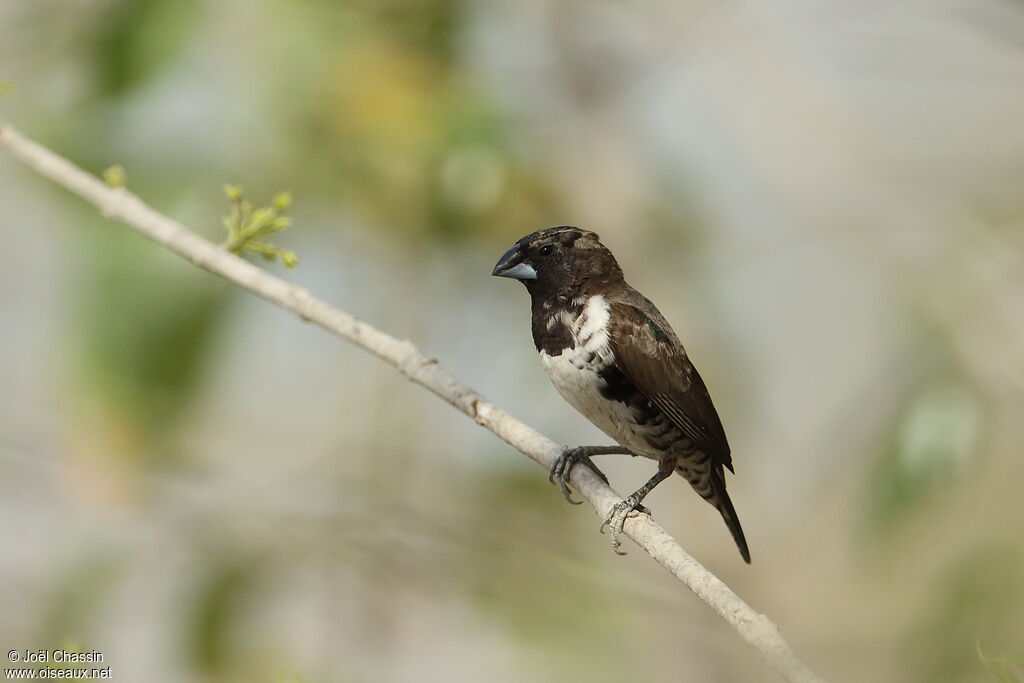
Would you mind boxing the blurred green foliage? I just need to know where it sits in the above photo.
[186,557,267,679]
[307,33,555,240]
[93,0,201,96]
[461,470,649,682]
[977,642,1022,683]
[909,546,1021,683]
[333,0,467,63]
[864,379,982,533]
[72,222,229,454]
[40,551,122,654]
[271,667,310,683]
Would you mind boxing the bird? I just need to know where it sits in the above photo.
[492,226,750,562]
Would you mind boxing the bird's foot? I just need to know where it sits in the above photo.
[548,446,611,504]
[599,495,652,556]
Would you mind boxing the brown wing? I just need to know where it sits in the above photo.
[608,295,733,473]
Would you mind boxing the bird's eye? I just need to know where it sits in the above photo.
[539,245,554,256]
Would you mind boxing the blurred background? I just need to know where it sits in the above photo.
[2,0,1023,681]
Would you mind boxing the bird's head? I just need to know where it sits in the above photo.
[491,226,623,299]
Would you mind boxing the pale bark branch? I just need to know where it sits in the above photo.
[0,121,826,683]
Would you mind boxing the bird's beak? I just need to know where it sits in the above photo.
[491,245,537,280]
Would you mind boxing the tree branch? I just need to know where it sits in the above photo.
[0,121,826,683]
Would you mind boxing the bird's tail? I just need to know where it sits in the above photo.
[708,467,750,563]
[680,464,750,563]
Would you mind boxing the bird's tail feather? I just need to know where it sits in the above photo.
[676,464,751,563]
[708,468,751,563]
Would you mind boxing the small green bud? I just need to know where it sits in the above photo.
[281,250,299,268]
[102,164,126,188]
[272,191,292,211]
[223,184,243,202]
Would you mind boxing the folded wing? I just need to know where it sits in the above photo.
[607,295,733,473]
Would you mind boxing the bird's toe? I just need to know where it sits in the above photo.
[548,447,610,504]
[599,497,652,555]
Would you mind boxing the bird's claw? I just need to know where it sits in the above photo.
[599,496,652,555]
[548,447,610,504]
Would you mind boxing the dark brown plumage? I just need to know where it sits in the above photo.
[493,226,750,562]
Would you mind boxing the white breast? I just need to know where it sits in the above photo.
[539,295,656,456]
